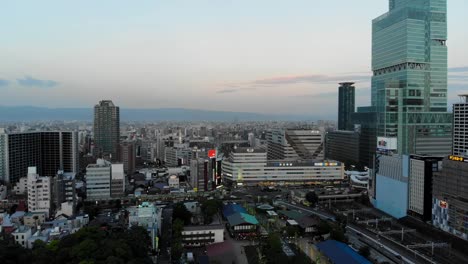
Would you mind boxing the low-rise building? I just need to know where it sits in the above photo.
[128,202,161,250]
[182,225,224,247]
[23,212,47,227]
[168,175,179,189]
[12,225,33,248]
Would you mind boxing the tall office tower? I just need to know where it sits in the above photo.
[453,94,468,156]
[338,82,356,131]
[371,0,452,155]
[266,130,324,161]
[27,167,52,217]
[0,130,78,184]
[119,141,136,174]
[432,157,468,240]
[190,158,213,192]
[94,100,120,161]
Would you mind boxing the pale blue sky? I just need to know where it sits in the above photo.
[1,0,467,114]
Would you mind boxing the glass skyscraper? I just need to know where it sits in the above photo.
[371,0,452,155]
[338,82,356,131]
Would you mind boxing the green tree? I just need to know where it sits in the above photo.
[266,233,282,253]
[173,202,192,225]
[317,220,331,235]
[305,191,319,206]
[201,199,222,224]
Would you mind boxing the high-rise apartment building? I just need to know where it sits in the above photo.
[371,0,452,155]
[338,82,356,131]
[0,130,78,184]
[27,167,52,217]
[453,94,468,156]
[266,130,324,161]
[94,100,120,161]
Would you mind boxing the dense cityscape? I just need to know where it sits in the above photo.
[1,1,467,264]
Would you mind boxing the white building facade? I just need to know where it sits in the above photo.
[27,167,52,217]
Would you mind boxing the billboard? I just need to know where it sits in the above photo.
[377,137,397,151]
[208,149,216,159]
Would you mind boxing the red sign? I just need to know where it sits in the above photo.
[208,149,216,158]
[439,201,448,209]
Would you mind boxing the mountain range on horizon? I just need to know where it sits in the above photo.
[0,105,333,122]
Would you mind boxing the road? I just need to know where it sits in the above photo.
[276,201,336,221]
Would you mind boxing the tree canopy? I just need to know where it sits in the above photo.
[0,226,152,264]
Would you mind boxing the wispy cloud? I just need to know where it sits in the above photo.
[251,74,370,86]
[216,87,257,94]
[0,79,9,87]
[218,73,371,94]
[449,66,468,73]
[17,76,58,88]
[289,87,371,99]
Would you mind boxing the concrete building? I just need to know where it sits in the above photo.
[266,130,324,160]
[53,171,76,216]
[0,130,78,184]
[371,0,452,155]
[94,100,120,161]
[111,164,125,198]
[27,167,52,217]
[85,159,111,200]
[182,225,224,247]
[338,82,356,131]
[453,94,468,157]
[222,147,344,187]
[432,157,468,240]
[23,212,47,228]
[13,177,28,195]
[12,225,32,248]
[407,155,443,222]
[190,158,213,192]
[325,130,360,165]
[119,141,136,174]
[168,175,179,189]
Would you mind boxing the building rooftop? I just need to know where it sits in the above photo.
[316,240,371,264]
[183,224,224,231]
[226,213,259,226]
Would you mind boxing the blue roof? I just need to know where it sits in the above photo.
[226,213,259,226]
[222,204,247,218]
[316,240,371,264]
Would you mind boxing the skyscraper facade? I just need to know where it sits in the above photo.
[266,130,324,160]
[0,131,79,184]
[452,95,468,156]
[371,0,452,155]
[338,82,355,131]
[94,100,120,161]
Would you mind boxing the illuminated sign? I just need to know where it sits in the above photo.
[377,137,397,151]
[439,200,448,209]
[314,162,338,167]
[208,149,216,158]
[449,155,465,162]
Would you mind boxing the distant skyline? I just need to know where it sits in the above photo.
[1,0,467,115]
